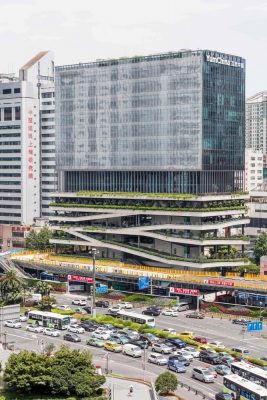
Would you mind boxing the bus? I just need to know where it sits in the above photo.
[116,310,155,327]
[231,362,267,388]
[27,311,71,330]
[223,375,267,400]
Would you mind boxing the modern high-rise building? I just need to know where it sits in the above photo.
[245,148,263,191]
[56,50,245,194]
[0,51,56,250]
[246,91,267,154]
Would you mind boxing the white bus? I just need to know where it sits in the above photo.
[27,311,71,330]
[223,375,267,400]
[231,362,267,388]
[116,310,155,327]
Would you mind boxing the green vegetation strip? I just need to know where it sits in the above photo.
[50,202,247,213]
[81,314,267,367]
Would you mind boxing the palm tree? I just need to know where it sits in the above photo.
[35,281,52,298]
[0,270,23,304]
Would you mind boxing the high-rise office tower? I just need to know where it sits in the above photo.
[246,92,267,153]
[0,51,56,250]
[56,50,245,194]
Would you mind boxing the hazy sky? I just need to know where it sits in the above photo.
[0,0,266,96]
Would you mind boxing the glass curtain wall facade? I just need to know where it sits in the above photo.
[56,50,245,194]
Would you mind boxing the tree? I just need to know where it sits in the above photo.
[38,295,56,311]
[155,372,178,395]
[35,281,51,297]
[3,346,105,398]
[0,270,23,304]
[25,227,53,250]
[254,232,267,264]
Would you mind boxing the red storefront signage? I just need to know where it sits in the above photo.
[204,279,235,287]
[68,275,94,283]
[170,287,200,296]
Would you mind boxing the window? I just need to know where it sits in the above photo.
[3,89,11,94]
[15,107,20,120]
[4,107,12,121]
[14,88,21,94]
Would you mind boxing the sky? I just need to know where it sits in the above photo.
[0,0,266,96]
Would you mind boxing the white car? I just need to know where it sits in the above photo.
[209,341,225,349]
[148,353,168,365]
[185,346,200,358]
[119,302,133,309]
[108,305,122,313]
[162,309,178,317]
[43,328,60,337]
[4,320,21,328]
[72,299,86,306]
[92,331,110,340]
[19,315,28,322]
[68,324,85,334]
[174,350,194,361]
[26,325,44,333]
[162,328,177,335]
[57,305,71,311]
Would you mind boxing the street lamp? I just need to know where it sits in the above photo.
[90,247,99,318]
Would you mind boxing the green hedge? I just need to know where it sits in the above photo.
[51,308,75,315]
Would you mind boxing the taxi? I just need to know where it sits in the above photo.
[179,331,195,339]
[104,341,123,353]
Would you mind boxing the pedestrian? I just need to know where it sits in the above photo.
[128,385,133,396]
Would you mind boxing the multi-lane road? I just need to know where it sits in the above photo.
[2,293,267,399]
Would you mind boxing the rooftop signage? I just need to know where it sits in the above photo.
[206,54,244,69]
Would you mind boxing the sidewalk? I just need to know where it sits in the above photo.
[106,376,153,400]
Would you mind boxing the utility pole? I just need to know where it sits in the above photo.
[142,347,146,381]
[90,247,98,318]
[106,352,110,374]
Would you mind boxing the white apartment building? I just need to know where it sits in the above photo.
[246,91,267,153]
[0,51,56,250]
[245,148,263,191]
[247,190,267,237]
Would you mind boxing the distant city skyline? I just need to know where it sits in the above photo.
[0,0,267,96]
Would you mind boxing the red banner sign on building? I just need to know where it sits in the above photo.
[170,287,200,296]
[204,280,234,287]
[68,275,94,283]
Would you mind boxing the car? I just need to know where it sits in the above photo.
[110,333,130,344]
[72,299,86,306]
[165,338,186,349]
[57,305,71,311]
[167,359,186,373]
[214,365,231,376]
[95,327,114,335]
[152,343,173,354]
[128,339,149,349]
[74,307,87,314]
[43,328,60,337]
[4,320,21,328]
[123,344,142,358]
[219,355,235,367]
[80,321,99,331]
[108,305,122,314]
[19,315,28,322]
[86,337,105,347]
[206,366,218,378]
[68,324,85,334]
[95,300,109,308]
[174,350,193,362]
[139,333,159,346]
[179,331,194,339]
[92,331,110,340]
[198,345,216,354]
[119,302,133,309]
[148,353,168,365]
[162,309,178,317]
[63,333,81,342]
[231,347,249,354]
[122,329,139,340]
[172,303,190,312]
[185,347,200,358]
[162,328,177,335]
[104,341,122,352]
[209,341,225,348]
[142,309,160,316]
[26,325,43,333]
[192,367,215,383]
[232,318,251,325]
[261,357,267,362]
[168,354,190,367]
[102,324,117,332]
[199,352,221,365]
[193,336,208,344]
[83,306,92,314]
[186,312,205,319]
[215,393,232,400]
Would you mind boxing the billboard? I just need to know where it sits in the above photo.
[204,280,234,287]
[170,287,200,296]
[68,275,94,283]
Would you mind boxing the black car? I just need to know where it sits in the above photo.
[168,355,190,367]
[95,300,109,308]
[83,306,92,314]
[215,393,232,400]
[232,318,250,325]
[142,309,160,316]
[164,338,186,349]
[199,352,221,365]
[63,333,81,342]
[128,339,149,349]
[80,321,99,332]
[185,312,205,319]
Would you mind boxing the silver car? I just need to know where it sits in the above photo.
[152,343,172,354]
[26,325,43,333]
[43,328,60,337]
[4,320,21,328]
[148,353,168,365]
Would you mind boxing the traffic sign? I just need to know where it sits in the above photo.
[247,321,263,332]
[138,276,150,290]
[96,285,108,294]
